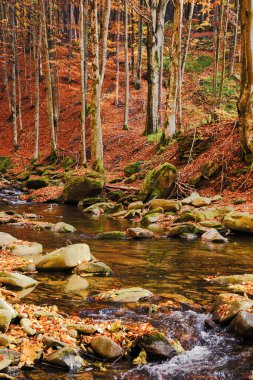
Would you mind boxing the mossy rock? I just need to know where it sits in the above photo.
[96,231,126,240]
[26,177,49,190]
[124,173,138,184]
[200,161,221,179]
[80,197,106,207]
[0,157,11,173]
[63,170,106,204]
[124,161,143,177]
[223,212,253,234]
[138,332,178,359]
[167,223,199,237]
[139,163,177,202]
[61,156,76,170]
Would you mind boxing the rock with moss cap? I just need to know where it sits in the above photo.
[26,177,49,190]
[96,231,126,240]
[124,161,143,177]
[44,346,85,371]
[223,212,253,234]
[138,331,179,359]
[138,163,177,202]
[150,199,181,212]
[95,287,153,303]
[167,223,199,237]
[63,170,105,204]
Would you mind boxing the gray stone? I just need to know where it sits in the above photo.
[150,199,181,212]
[91,335,123,359]
[73,261,113,276]
[127,227,154,239]
[138,332,178,359]
[52,222,76,233]
[0,311,12,333]
[96,231,126,240]
[212,293,253,324]
[228,311,253,339]
[167,223,199,237]
[20,318,36,336]
[0,233,17,246]
[0,299,17,319]
[9,241,43,256]
[201,229,228,243]
[44,346,85,371]
[96,287,153,303]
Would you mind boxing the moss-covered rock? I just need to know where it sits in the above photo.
[142,213,164,225]
[138,331,178,359]
[150,199,181,212]
[63,170,105,204]
[0,157,11,173]
[139,163,177,202]
[167,223,199,237]
[91,335,123,359]
[200,161,221,179]
[26,177,49,190]
[223,212,253,234]
[124,161,143,177]
[96,231,126,240]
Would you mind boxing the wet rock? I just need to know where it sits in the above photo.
[0,311,12,332]
[149,199,181,212]
[63,274,89,293]
[139,163,177,202]
[201,229,228,243]
[96,231,126,240]
[26,177,49,190]
[138,332,178,359]
[167,223,199,237]
[80,197,106,207]
[96,287,153,303]
[0,272,38,289]
[124,209,142,220]
[127,227,154,239]
[44,346,85,371]
[73,261,113,276]
[142,213,163,225]
[63,170,105,204]
[43,336,67,349]
[212,293,253,324]
[128,201,145,210]
[23,213,38,219]
[223,212,253,234]
[20,318,36,336]
[90,335,123,359]
[201,161,221,179]
[200,220,225,229]
[9,241,43,256]
[52,222,76,233]
[191,197,212,207]
[0,300,17,319]
[0,233,17,247]
[36,243,91,271]
[179,233,198,240]
[228,311,253,340]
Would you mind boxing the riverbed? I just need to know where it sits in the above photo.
[1,193,253,379]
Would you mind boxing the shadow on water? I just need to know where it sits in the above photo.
[1,197,253,379]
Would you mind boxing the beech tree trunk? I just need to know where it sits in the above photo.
[80,0,88,166]
[238,0,253,161]
[124,0,129,130]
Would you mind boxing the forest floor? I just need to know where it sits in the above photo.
[0,32,252,210]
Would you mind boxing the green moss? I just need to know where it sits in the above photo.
[61,157,76,169]
[124,161,143,177]
[96,231,126,240]
[142,332,168,345]
[185,54,213,74]
[0,157,11,173]
[26,177,49,190]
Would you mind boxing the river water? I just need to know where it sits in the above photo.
[1,193,253,379]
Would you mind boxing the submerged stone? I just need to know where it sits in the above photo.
[0,272,38,289]
[201,229,228,243]
[127,227,154,239]
[96,287,153,303]
[228,311,253,340]
[96,231,126,240]
[52,222,76,233]
[73,261,113,276]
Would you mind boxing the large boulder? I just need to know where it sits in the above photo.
[167,223,199,237]
[139,163,177,202]
[223,212,253,234]
[82,202,114,215]
[96,231,126,240]
[36,244,91,271]
[63,171,105,204]
[52,222,76,233]
[91,335,123,359]
[124,161,143,177]
[149,199,181,212]
[127,227,154,239]
[8,241,43,256]
[201,229,228,243]
[228,311,253,340]
[26,177,49,190]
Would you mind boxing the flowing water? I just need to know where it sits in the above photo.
[1,189,253,379]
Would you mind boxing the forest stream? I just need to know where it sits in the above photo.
[1,188,253,380]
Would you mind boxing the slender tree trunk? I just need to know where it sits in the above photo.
[80,0,88,166]
[124,0,129,130]
[42,0,57,157]
[229,0,239,76]
[34,23,42,161]
[115,0,120,106]
[218,0,230,110]
[181,0,195,82]
[135,0,143,89]
[10,4,18,149]
[237,0,253,161]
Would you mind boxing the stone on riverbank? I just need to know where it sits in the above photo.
[95,287,153,303]
[63,170,105,204]
[167,223,199,237]
[150,199,181,212]
[91,335,123,359]
[44,346,85,371]
[206,274,253,285]
[36,244,91,271]
[0,299,17,319]
[0,272,38,289]
[228,311,253,340]
[223,212,253,234]
[139,163,177,202]
[26,177,49,190]
[8,241,43,256]
[0,233,17,246]
[0,310,12,332]
[142,213,164,225]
